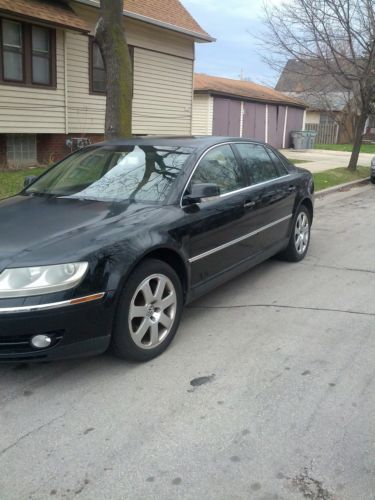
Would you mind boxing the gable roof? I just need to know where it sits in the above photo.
[74,0,213,42]
[275,59,349,93]
[0,0,90,32]
[0,0,212,41]
[194,73,306,108]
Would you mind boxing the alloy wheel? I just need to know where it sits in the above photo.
[294,211,310,254]
[128,274,177,349]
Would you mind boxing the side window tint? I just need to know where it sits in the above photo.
[236,143,279,185]
[190,145,245,195]
[265,148,289,176]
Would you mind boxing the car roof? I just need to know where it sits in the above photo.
[92,136,266,150]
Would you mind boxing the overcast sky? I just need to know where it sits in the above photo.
[182,0,280,86]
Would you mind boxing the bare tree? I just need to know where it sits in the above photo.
[260,0,375,170]
[95,0,133,138]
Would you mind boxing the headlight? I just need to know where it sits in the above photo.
[0,262,88,298]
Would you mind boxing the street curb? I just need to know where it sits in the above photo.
[315,177,371,198]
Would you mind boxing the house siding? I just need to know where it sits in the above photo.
[0,29,66,134]
[66,30,106,134]
[132,47,193,135]
[192,94,213,135]
[68,3,195,135]
[0,2,195,143]
[306,111,320,124]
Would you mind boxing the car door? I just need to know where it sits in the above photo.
[182,144,261,286]
[234,143,297,251]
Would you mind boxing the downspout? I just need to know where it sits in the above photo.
[282,106,288,148]
[265,104,269,143]
[240,101,244,137]
[64,30,69,134]
[189,43,195,135]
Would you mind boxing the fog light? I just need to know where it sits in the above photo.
[31,334,52,349]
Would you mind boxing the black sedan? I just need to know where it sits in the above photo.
[0,137,314,362]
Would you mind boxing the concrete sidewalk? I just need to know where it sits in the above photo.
[281,148,374,173]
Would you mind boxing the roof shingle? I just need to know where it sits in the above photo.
[0,0,90,32]
[194,73,306,108]
[123,0,210,39]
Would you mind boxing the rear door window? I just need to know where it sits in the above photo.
[236,143,279,185]
[265,147,289,177]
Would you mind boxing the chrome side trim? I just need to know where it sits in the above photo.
[0,293,106,314]
[218,174,291,198]
[188,215,293,263]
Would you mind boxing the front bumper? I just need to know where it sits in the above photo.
[371,166,375,179]
[0,291,116,362]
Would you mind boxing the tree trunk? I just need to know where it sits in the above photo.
[347,112,368,171]
[96,0,132,139]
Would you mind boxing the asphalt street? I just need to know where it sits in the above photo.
[1,184,374,500]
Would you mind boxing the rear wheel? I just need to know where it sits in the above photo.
[111,259,183,361]
[371,177,375,184]
[279,206,311,262]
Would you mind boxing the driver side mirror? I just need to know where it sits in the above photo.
[183,183,220,205]
[24,175,37,188]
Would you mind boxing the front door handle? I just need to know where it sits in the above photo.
[244,200,256,208]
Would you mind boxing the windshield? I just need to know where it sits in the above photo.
[25,145,194,203]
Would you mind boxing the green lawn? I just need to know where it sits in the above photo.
[313,166,370,191]
[0,167,46,200]
[315,143,375,154]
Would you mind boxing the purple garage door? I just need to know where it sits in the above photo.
[242,102,266,141]
[285,107,305,147]
[267,105,287,149]
[213,97,241,136]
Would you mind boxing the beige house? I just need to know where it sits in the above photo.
[0,0,212,167]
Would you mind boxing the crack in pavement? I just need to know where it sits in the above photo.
[301,262,375,274]
[0,412,66,457]
[188,303,375,317]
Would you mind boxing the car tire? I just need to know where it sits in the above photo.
[110,259,184,362]
[279,205,311,262]
[371,177,375,184]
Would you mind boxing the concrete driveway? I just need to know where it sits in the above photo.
[1,185,374,500]
[282,148,374,173]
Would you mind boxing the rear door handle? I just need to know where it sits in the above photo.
[244,200,256,208]
[288,185,296,192]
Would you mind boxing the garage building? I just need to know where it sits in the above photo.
[192,74,306,149]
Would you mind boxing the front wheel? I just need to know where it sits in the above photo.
[111,259,183,361]
[279,206,311,262]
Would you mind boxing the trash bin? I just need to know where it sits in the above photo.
[306,130,317,149]
[291,131,308,150]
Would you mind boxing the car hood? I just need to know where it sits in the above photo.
[0,195,158,270]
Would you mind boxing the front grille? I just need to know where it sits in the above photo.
[0,331,64,355]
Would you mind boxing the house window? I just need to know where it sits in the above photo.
[2,20,23,81]
[90,40,106,94]
[89,38,134,95]
[0,18,56,87]
[32,26,51,85]
[7,134,37,166]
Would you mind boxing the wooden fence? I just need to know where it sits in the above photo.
[306,123,339,144]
